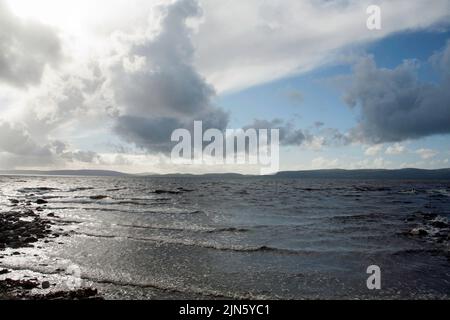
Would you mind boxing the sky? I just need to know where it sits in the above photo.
[0,0,450,174]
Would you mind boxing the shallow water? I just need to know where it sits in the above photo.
[1,175,450,299]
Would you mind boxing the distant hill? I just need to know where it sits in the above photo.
[1,168,450,179]
[0,170,128,177]
[273,168,450,180]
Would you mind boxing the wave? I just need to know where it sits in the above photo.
[203,227,250,233]
[391,248,446,256]
[17,187,60,194]
[67,187,95,192]
[354,186,391,192]
[50,203,204,216]
[74,232,304,255]
[114,223,249,234]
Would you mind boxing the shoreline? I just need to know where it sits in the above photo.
[0,198,102,300]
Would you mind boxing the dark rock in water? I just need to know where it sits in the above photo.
[0,208,53,251]
[36,199,48,204]
[154,189,180,195]
[0,269,10,275]
[0,278,39,291]
[47,213,55,217]
[23,209,35,216]
[8,199,19,204]
[34,287,102,300]
[431,221,448,228]
[422,213,436,220]
[410,228,428,236]
[25,236,38,243]
[41,281,50,289]
[89,195,107,200]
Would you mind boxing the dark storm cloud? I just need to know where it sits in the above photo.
[0,0,62,88]
[109,0,230,153]
[243,119,310,146]
[114,108,229,153]
[344,44,450,144]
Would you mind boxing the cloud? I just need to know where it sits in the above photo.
[346,156,391,169]
[385,143,406,155]
[105,0,230,153]
[0,120,100,168]
[0,0,62,88]
[415,148,438,160]
[430,40,450,77]
[344,45,450,144]
[114,113,228,154]
[364,144,383,156]
[314,121,325,128]
[317,127,353,146]
[243,119,310,146]
[0,120,52,157]
[57,145,101,163]
[195,0,450,92]
[311,156,339,169]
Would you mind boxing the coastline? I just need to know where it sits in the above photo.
[0,197,102,300]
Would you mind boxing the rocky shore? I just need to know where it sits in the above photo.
[404,211,450,243]
[0,198,102,300]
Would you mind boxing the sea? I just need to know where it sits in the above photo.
[1,175,450,299]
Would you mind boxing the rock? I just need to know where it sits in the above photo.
[89,195,107,200]
[154,189,180,195]
[36,199,48,204]
[23,209,35,215]
[410,228,428,236]
[47,213,55,217]
[42,281,50,289]
[422,213,437,220]
[431,221,448,228]
[0,269,10,275]
[25,236,38,243]
[8,199,19,204]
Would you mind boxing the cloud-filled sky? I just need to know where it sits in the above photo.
[0,0,449,173]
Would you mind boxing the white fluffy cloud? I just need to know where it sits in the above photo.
[415,148,438,160]
[364,144,383,156]
[385,143,406,155]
